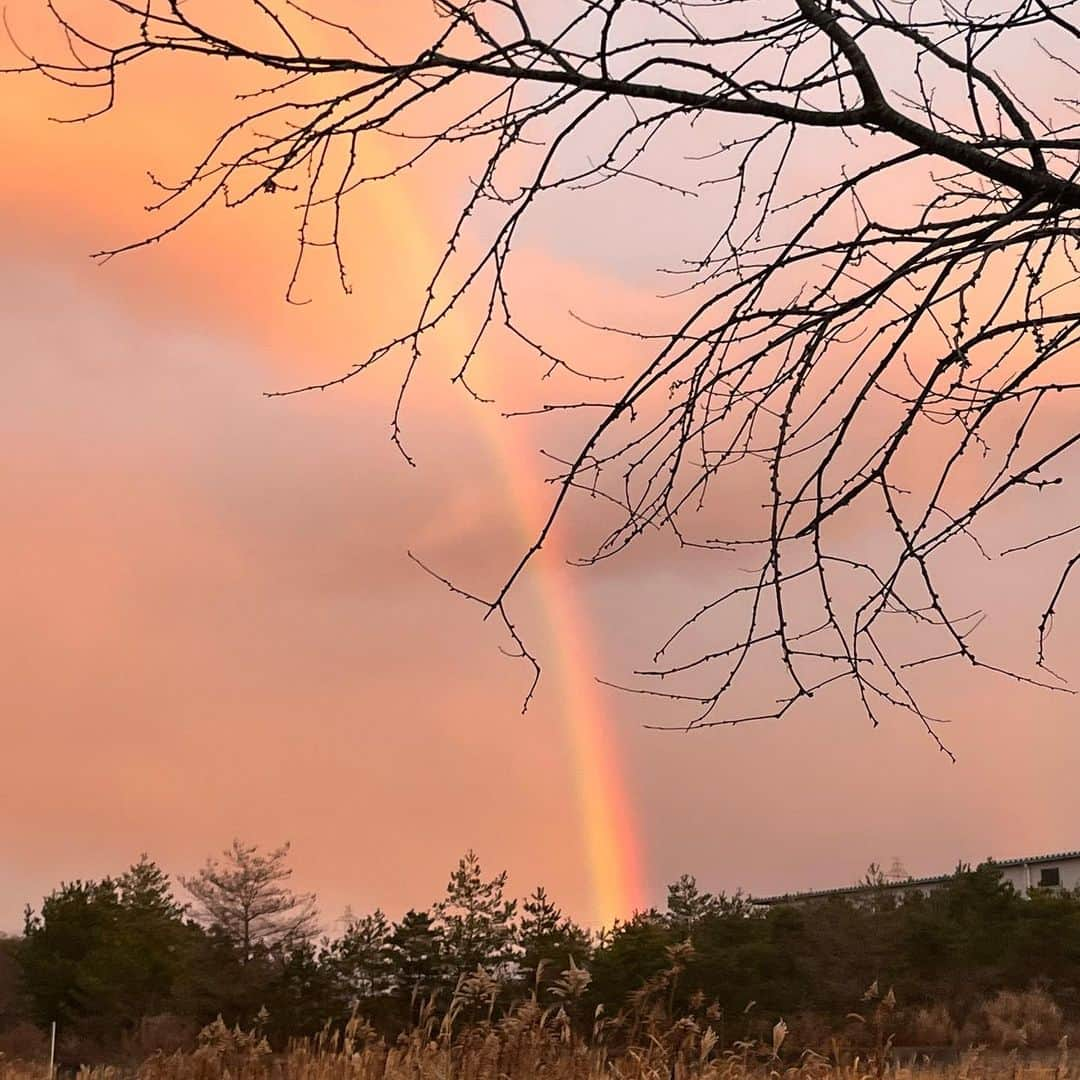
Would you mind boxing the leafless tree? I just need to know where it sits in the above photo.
[10,0,1080,750]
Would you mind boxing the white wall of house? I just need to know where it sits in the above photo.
[996,858,1080,893]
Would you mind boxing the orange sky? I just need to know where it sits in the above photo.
[2,1,1080,934]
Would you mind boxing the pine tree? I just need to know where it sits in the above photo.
[388,909,445,1010]
[118,854,187,922]
[181,840,318,964]
[0,934,24,1033]
[329,909,394,1006]
[114,856,191,1018]
[261,937,339,1040]
[436,851,518,980]
[19,859,191,1041]
[517,886,591,992]
[666,875,720,939]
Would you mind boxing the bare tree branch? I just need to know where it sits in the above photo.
[13,0,1080,745]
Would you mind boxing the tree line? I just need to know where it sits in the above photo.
[3,846,1080,1064]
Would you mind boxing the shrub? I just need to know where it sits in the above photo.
[976,989,1063,1049]
[124,1015,199,1059]
[0,1022,48,1062]
[910,1004,957,1047]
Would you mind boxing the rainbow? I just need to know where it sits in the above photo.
[380,191,647,928]
[535,549,648,928]
[492,423,648,929]
[161,2,648,925]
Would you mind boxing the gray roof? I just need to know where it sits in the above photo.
[752,849,1080,906]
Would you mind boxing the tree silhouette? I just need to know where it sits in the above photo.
[328,909,394,1005]
[518,885,591,990]
[387,908,446,1009]
[181,840,318,964]
[666,875,722,940]
[437,850,518,979]
[19,860,191,1043]
[11,0,1080,743]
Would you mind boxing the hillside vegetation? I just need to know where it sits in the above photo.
[4,847,1080,1068]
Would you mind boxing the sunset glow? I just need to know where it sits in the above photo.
[6,0,1080,947]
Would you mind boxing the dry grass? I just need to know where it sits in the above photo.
[1,1005,1076,1080]
[976,992,1064,1051]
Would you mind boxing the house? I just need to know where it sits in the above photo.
[751,849,1080,907]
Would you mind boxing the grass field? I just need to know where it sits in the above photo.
[1,1007,1075,1080]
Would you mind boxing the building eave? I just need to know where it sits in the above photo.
[751,849,1080,906]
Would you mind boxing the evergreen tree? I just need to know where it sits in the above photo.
[666,875,721,940]
[436,851,518,980]
[588,910,675,1012]
[113,856,191,1019]
[388,909,445,1014]
[517,887,591,992]
[118,856,187,922]
[328,909,394,1007]
[20,879,117,1034]
[0,934,25,1032]
[19,859,192,1045]
[181,840,318,964]
[261,938,339,1040]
